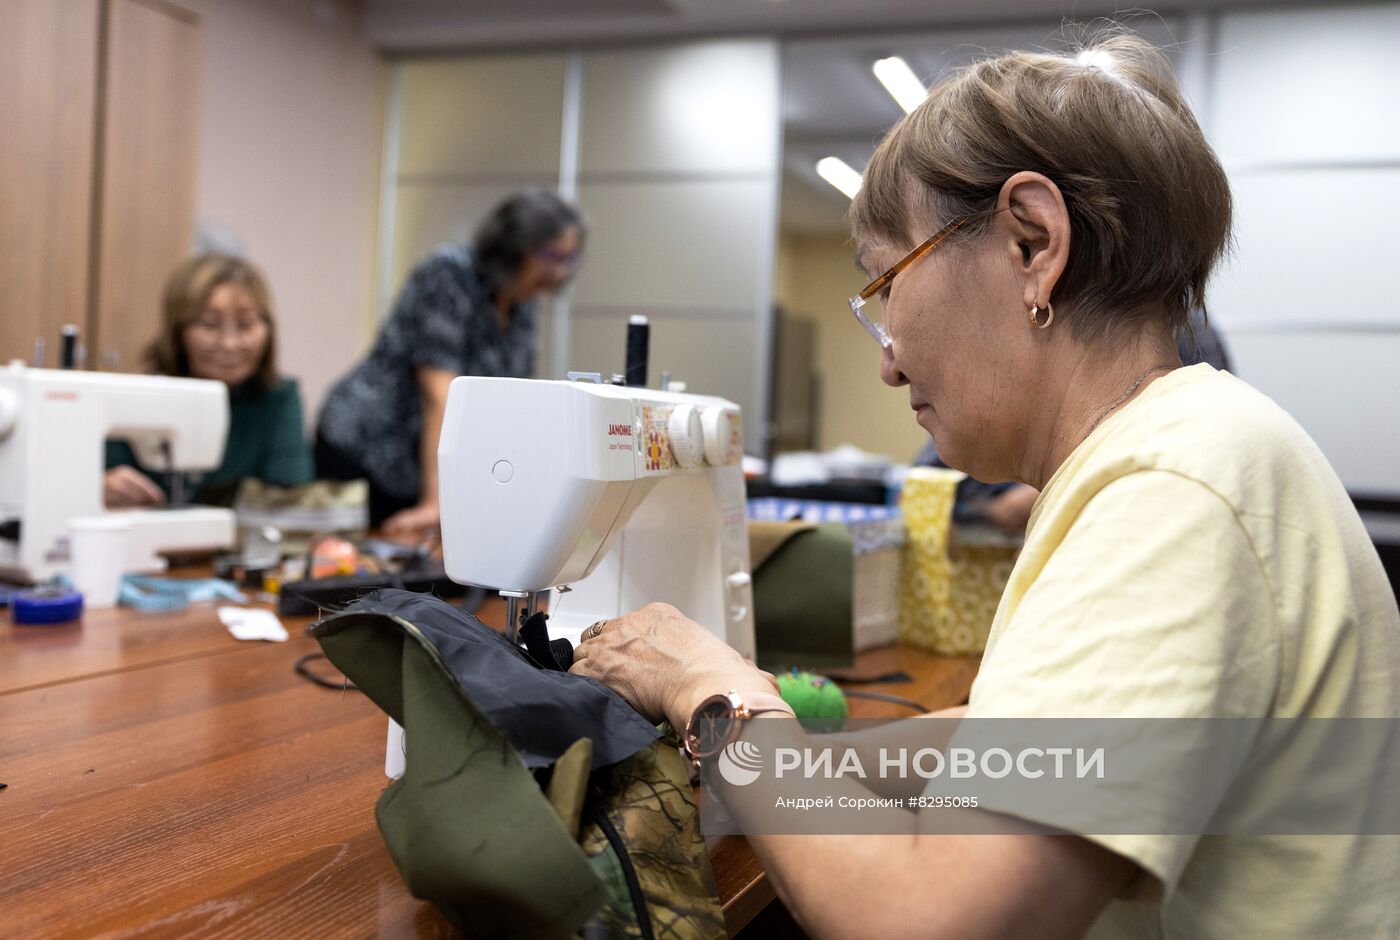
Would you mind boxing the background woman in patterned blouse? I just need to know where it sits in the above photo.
[315,190,585,535]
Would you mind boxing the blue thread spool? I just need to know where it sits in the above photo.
[13,587,84,625]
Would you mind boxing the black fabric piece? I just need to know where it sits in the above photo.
[550,637,575,671]
[519,610,568,671]
[277,561,468,617]
[338,589,660,770]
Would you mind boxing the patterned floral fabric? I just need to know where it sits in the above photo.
[315,244,535,506]
[899,468,1018,655]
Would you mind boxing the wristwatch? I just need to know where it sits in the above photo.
[682,689,794,771]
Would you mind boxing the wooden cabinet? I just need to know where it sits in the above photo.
[93,0,200,372]
[0,0,199,372]
[0,0,102,364]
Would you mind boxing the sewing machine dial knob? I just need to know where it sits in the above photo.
[0,387,17,440]
[700,406,738,466]
[667,404,704,468]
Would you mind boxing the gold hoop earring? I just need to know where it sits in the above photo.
[1029,302,1054,329]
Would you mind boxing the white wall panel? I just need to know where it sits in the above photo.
[1206,2,1400,498]
[580,40,779,177]
[1211,5,1400,165]
[1209,168,1396,330]
[1227,330,1400,496]
[572,180,771,311]
[397,55,565,176]
[572,39,780,448]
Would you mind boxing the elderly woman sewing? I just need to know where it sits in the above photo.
[570,34,1400,940]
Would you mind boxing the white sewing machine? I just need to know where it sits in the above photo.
[440,375,755,652]
[384,374,756,777]
[0,363,237,583]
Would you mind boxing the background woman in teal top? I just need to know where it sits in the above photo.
[104,253,313,507]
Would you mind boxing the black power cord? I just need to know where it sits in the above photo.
[294,652,358,691]
[839,688,930,713]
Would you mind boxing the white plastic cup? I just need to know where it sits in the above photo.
[69,516,132,609]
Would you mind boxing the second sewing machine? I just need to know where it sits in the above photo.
[0,363,236,584]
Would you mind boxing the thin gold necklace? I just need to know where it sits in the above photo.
[1086,365,1175,436]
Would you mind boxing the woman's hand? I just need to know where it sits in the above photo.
[103,466,166,508]
[383,501,440,539]
[569,602,778,728]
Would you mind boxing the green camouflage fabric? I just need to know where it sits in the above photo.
[575,729,725,939]
[311,608,724,939]
[234,478,369,554]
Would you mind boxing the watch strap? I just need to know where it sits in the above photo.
[733,691,795,720]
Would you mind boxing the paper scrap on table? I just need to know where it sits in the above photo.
[218,606,289,642]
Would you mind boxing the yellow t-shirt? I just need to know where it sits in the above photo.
[964,364,1400,938]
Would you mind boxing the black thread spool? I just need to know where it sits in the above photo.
[625,315,649,387]
[60,324,79,369]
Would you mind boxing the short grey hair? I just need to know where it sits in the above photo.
[850,32,1232,345]
[472,189,586,297]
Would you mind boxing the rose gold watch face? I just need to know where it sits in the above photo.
[686,696,737,760]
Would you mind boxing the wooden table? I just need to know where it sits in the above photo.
[0,583,977,938]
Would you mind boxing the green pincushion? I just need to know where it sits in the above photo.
[777,670,848,720]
